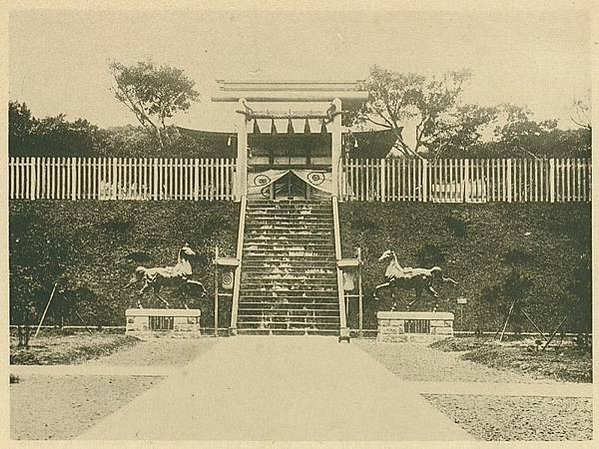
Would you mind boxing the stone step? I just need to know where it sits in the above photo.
[242,269,337,281]
[244,250,335,258]
[237,321,340,330]
[246,225,331,230]
[243,240,335,251]
[241,288,337,295]
[246,214,333,220]
[236,329,339,336]
[243,260,336,266]
[244,237,333,244]
[247,212,332,218]
[240,291,339,298]
[242,267,337,279]
[239,300,339,307]
[238,316,339,324]
[246,229,332,236]
[243,254,335,260]
[238,307,339,315]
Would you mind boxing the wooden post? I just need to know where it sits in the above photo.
[214,246,219,337]
[236,99,248,201]
[506,159,513,203]
[498,298,518,342]
[380,158,386,202]
[463,158,470,203]
[331,98,342,197]
[33,283,58,339]
[421,159,428,202]
[68,157,74,201]
[549,158,555,203]
[357,247,363,338]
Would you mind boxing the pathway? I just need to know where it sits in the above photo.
[77,336,474,440]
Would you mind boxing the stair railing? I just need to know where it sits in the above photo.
[332,195,349,338]
[230,195,247,335]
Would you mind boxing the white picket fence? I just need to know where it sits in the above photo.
[9,156,592,203]
[342,157,591,203]
[9,157,236,201]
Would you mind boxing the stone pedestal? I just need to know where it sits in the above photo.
[125,308,201,339]
[376,311,454,343]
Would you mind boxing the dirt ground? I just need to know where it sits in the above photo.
[424,394,593,441]
[10,338,220,440]
[86,337,219,366]
[356,339,592,441]
[10,332,138,365]
[10,374,162,440]
[355,339,546,383]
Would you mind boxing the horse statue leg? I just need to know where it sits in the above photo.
[373,281,391,300]
[153,284,170,308]
[426,284,440,311]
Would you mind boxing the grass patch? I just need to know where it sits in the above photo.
[461,344,592,383]
[10,332,139,365]
[430,336,496,352]
[431,337,592,383]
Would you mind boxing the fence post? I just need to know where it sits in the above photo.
[421,159,428,202]
[26,157,33,200]
[380,158,386,202]
[549,158,555,203]
[507,159,513,203]
[463,159,470,203]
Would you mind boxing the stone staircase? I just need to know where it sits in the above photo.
[237,199,340,334]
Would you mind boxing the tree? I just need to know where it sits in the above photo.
[488,104,591,158]
[349,65,493,158]
[8,101,35,154]
[109,61,199,149]
[571,91,591,132]
[9,101,104,157]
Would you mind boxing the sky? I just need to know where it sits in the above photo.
[8,7,592,133]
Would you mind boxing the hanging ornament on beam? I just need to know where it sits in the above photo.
[287,117,294,134]
[271,118,277,134]
[304,118,311,134]
[252,119,261,134]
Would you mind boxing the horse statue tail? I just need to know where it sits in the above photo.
[124,266,147,289]
[431,266,459,286]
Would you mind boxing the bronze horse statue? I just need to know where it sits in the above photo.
[124,243,207,308]
[373,249,458,310]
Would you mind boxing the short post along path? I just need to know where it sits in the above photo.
[78,336,474,440]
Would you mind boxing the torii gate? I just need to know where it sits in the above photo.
[212,80,368,201]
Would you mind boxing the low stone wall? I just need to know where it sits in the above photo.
[125,308,201,339]
[377,311,454,343]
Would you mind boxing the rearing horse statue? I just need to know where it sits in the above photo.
[124,243,207,308]
[373,249,458,310]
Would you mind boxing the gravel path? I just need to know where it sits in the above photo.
[10,375,162,440]
[10,338,220,440]
[356,339,592,441]
[85,337,219,366]
[423,394,593,441]
[356,339,554,383]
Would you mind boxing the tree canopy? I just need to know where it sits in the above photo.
[109,60,199,149]
[349,65,496,158]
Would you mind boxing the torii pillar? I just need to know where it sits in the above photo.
[235,98,248,200]
[331,98,342,198]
